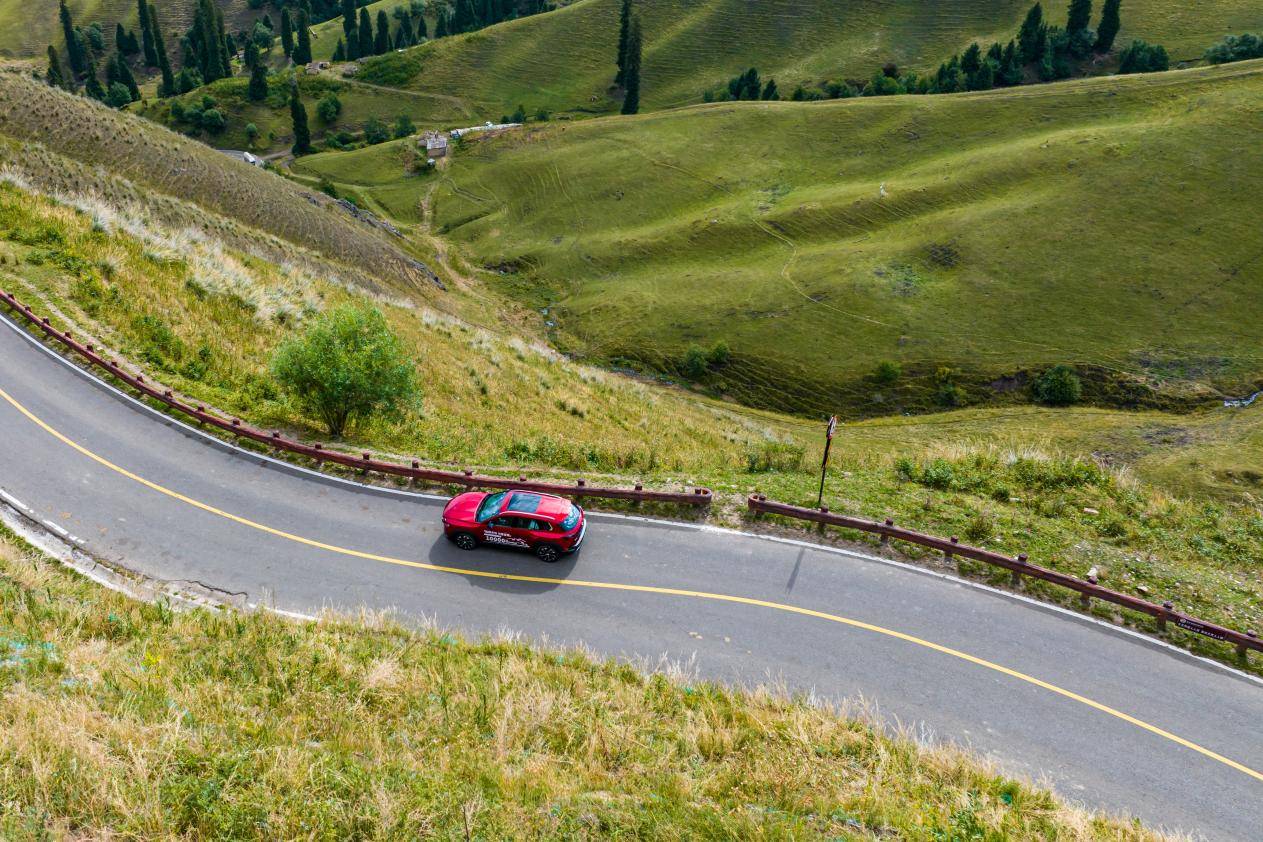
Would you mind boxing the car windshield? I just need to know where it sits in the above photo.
[476,491,507,522]
[560,505,581,531]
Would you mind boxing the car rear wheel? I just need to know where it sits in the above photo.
[452,532,478,551]
[535,544,560,563]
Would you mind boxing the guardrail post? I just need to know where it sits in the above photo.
[410,461,420,486]
[880,519,892,546]
[817,507,828,534]
[1238,631,1255,662]
[945,536,957,560]
[1011,554,1027,588]
[1158,601,1173,633]
[633,483,643,508]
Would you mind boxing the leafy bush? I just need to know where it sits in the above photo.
[270,304,416,437]
[363,117,390,145]
[920,459,955,490]
[316,92,342,124]
[1033,365,1082,406]
[392,113,416,138]
[964,511,994,542]
[872,360,901,385]
[199,108,226,133]
[1118,40,1169,74]
[1204,33,1263,65]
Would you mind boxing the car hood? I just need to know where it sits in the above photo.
[444,491,487,523]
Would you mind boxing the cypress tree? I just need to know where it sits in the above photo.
[248,61,268,100]
[761,78,778,100]
[290,81,311,154]
[244,38,259,70]
[1094,0,1121,52]
[620,16,641,115]
[332,38,346,61]
[435,11,448,37]
[60,0,87,75]
[116,51,140,100]
[358,8,374,58]
[1018,3,1046,62]
[46,45,69,90]
[398,8,414,45]
[150,4,174,95]
[342,0,359,59]
[614,0,631,85]
[115,23,128,54]
[1066,0,1092,36]
[375,10,390,53]
[294,9,313,64]
[416,11,427,39]
[84,60,105,99]
[281,7,294,57]
[138,0,157,65]
[215,7,232,76]
[961,42,982,75]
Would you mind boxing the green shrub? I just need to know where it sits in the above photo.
[920,459,955,490]
[873,360,901,385]
[964,511,994,543]
[316,92,342,124]
[1033,365,1082,406]
[270,304,416,437]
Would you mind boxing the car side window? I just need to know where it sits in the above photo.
[491,517,513,529]
[530,520,549,532]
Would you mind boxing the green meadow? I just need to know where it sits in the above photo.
[297,61,1263,416]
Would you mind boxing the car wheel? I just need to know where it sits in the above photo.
[453,532,478,551]
[535,544,560,563]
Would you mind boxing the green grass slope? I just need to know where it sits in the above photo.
[304,61,1263,416]
[355,0,1263,121]
[0,71,436,295]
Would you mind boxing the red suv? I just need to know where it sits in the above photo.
[442,489,586,562]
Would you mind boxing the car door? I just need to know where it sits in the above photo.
[483,516,531,549]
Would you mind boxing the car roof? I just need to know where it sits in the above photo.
[502,491,571,520]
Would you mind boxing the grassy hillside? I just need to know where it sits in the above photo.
[0,527,1165,839]
[0,72,438,296]
[296,62,1263,416]
[354,0,1263,121]
[0,0,254,61]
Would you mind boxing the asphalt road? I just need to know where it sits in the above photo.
[1,312,1261,839]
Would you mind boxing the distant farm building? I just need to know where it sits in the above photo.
[425,132,449,157]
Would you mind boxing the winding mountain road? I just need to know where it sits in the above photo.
[1,311,1260,839]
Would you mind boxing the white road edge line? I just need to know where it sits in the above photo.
[3,310,1260,688]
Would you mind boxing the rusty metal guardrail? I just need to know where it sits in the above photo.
[0,290,711,507]
[748,495,1261,658]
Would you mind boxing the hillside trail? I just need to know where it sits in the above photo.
[317,71,479,119]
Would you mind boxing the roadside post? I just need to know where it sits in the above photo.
[816,415,838,509]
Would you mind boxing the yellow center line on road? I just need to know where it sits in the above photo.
[2,383,1260,785]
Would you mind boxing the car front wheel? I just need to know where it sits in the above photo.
[535,544,560,563]
[452,532,478,551]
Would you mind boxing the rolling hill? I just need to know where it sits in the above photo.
[353,0,1263,121]
[0,71,437,296]
[297,60,1263,417]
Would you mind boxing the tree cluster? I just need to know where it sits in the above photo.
[48,0,155,107]
[168,92,227,133]
[705,67,780,101]
[1117,40,1169,73]
[1204,33,1263,65]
